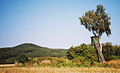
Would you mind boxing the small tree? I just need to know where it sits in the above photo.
[16,54,29,63]
[67,44,98,64]
[79,5,111,63]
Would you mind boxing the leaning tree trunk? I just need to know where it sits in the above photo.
[91,36,106,63]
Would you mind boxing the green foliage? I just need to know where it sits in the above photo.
[80,5,111,37]
[110,56,120,60]
[67,44,98,64]
[16,54,29,63]
[103,42,120,61]
[102,43,114,60]
[93,62,109,67]
[112,45,120,57]
[0,43,67,64]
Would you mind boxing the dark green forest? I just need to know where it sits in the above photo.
[0,43,67,64]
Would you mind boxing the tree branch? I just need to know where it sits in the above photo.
[93,30,97,37]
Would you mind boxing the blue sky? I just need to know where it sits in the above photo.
[0,0,120,48]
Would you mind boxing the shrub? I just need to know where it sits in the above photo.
[16,54,29,63]
[67,44,98,65]
[102,42,120,61]
[102,43,114,60]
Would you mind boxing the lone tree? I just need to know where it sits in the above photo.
[79,5,111,63]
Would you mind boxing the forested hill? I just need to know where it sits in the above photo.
[0,43,67,64]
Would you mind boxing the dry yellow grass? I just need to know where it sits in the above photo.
[106,60,120,65]
[106,60,120,68]
[0,64,16,67]
[0,67,120,73]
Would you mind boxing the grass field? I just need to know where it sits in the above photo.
[0,67,120,73]
[0,60,120,73]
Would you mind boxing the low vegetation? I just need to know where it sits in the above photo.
[102,42,120,60]
[0,67,120,73]
[13,56,119,68]
[67,44,98,64]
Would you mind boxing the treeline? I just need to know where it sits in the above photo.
[102,42,120,60]
[67,43,120,64]
[0,43,67,64]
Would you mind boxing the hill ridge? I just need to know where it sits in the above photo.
[0,43,67,64]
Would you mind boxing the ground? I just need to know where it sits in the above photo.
[0,67,120,73]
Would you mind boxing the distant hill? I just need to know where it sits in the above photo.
[0,43,67,64]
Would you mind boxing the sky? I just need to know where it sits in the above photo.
[0,0,120,49]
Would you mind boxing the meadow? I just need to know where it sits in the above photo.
[0,59,120,73]
[0,67,120,73]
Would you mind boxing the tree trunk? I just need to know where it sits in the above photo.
[91,36,106,63]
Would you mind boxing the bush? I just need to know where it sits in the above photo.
[16,54,29,63]
[102,43,114,60]
[67,44,98,65]
[102,42,120,61]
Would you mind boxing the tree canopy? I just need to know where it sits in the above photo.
[80,5,111,38]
